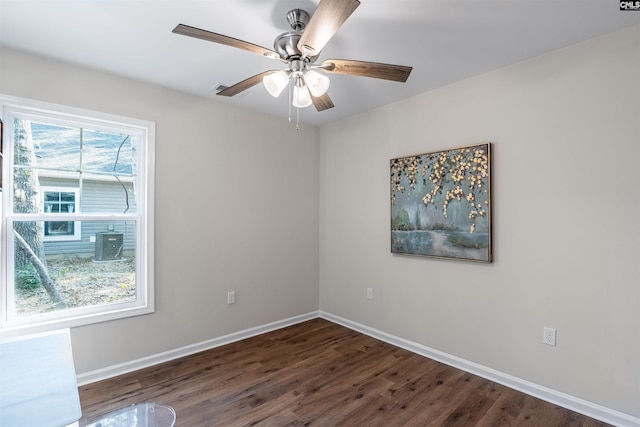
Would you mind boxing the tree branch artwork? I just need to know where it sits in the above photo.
[390,143,492,262]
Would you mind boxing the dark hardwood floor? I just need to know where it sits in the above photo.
[78,318,610,426]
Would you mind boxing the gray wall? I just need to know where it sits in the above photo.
[0,45,320,373]
[319,25,640,418]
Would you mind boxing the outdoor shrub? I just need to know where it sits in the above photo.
[15,265,41,291]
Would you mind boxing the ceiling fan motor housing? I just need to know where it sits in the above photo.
[273,9,319,62]
[274,31,303,60]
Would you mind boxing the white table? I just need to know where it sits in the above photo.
[0,329,82,427]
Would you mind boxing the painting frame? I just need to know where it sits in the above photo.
[0,119,3,190]
[390,143,492,262]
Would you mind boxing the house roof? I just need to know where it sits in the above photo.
[29,122,135,178]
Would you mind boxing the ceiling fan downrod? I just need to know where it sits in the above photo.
[286,9,310,31]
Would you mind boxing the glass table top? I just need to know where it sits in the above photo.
[85,402,176,427]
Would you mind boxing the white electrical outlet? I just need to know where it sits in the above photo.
[367,288,373,300]
[543,327,556,346]
[227,291,236,305]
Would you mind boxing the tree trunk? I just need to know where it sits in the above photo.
[10,119,63,306]
[14,231,66,307]
[12,119,46,270]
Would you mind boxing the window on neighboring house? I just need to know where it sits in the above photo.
[42,187,81,241]
[0,95,155,333]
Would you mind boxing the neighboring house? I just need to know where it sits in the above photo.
[30,121,137,259]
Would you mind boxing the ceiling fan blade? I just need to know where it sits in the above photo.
[217,71,278,97]
[297,0,360,57]
[173,24,282,61]
[321,59,412,82]
[312,93,335,111]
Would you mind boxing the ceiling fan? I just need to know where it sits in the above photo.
[172,0,412,114]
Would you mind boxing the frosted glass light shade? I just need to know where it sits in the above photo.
[292,84,312,108]
[304,70,330,97]
[263,71,289,97]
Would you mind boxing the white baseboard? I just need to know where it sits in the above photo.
[319,311,640,427]
[76,311,319,386]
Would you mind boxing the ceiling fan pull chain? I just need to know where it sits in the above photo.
[288,79,292,123]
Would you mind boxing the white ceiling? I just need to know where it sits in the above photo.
[1,1,638,126]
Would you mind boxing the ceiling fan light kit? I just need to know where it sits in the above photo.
[293,76,313,108]
[263,63,330,104]
[172,0,412,125]
[304,70,330,97]
[263,70,290,97]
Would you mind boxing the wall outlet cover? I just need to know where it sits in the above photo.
[543,327,556,346]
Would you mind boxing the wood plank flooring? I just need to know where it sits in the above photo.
[78,318,610,426]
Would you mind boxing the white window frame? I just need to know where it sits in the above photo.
[0,95,155,335]
[41,186,81,241]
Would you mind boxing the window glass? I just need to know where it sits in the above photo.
[12,220,136,319]
[41,188,80,240]
[82,129,136,176]
[1,96,154,332]
[28,122,80,171]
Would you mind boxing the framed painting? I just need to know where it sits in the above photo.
[390,143,492,262]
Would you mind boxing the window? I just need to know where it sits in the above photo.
[0,95,155,333]
[42,187,80,241]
